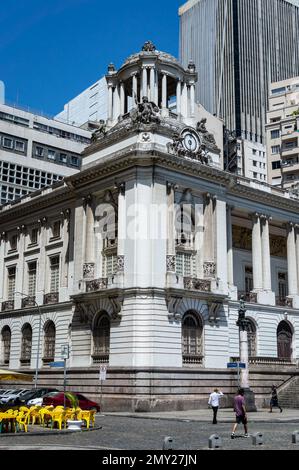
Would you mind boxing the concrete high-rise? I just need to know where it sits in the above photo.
[179,0,299,145]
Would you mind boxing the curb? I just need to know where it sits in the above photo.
[103,413,299,425]
[0,426,102,437]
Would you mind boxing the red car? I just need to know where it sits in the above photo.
[42,392,100,411]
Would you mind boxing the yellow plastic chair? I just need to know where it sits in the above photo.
[39,408,53,427]
[16,411,30,433]
[51,410,66,430]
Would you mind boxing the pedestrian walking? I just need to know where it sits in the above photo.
[208,388,224,424]
[231,388,249,439]
[269,385,283,413]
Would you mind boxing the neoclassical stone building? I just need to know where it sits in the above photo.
[0,43,299,410]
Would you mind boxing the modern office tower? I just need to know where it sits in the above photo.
[179,0,299,145]
[0,82,4,105]
[0,102,91,205]
[55,77,108,128]
[266,77,299,189]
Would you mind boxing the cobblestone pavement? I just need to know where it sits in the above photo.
[0,414,299,450]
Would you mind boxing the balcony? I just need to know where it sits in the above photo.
[43,292,59,305]
[86,278,108,293]
[92,353,109,364]
[183,354,204,365]
[184,278,211,292]
[21,296,36,308]
[231,356,295,366]
[1,301,14,312]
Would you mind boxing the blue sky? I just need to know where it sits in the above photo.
[1,0,184,116]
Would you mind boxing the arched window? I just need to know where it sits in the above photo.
[182,311,203,364]
[277,321,293,360]
[247,319,257,358]
[43,321,56,363]
[1,326,11,365]
[20,324,32,365]
[92,314,110,364]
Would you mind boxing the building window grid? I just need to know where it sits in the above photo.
[103,253,118,278]
[176,252,196,277]
[50,256,60,293]
[28,262,37,297]
[2,328,11,364]
[7,267,16,301]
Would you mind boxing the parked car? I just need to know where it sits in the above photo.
[18,388,59,406]
[0,389,30,404]
[0,389,18,403]
[42,392,100,411]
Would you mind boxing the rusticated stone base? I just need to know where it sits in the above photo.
[2,366,298,412]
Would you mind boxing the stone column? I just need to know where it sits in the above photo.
[132,74,138,102]
[190,83,195,117]
[36,217,47,305]
[142,67,148,98]
[154,70,159,104]
[120,82,125,116]
[85,200,95,265]
[15,226,26,309]
[260,215,272,291]
[117,183,126,275]
[239,328,249,389]
[287,222,298,296]
[226,205,234,286]
[113,85,120,119]
[166,183,176,270]
[108,85,113,121]
[176,80,181,116]
[61,210,70,289]
[150,68,155,102]
[0,233,6,301]
[251,213,263,291]
[181,82,188,118]
[162,74,167,109]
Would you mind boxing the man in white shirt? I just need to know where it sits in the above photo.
[208,388,224,424]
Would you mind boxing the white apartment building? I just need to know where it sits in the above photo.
[0,102,91,205]
[266,77,299,189]
[236,140,267,182]
[55,77,108,128]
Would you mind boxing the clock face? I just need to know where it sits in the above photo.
[182,130,200,153]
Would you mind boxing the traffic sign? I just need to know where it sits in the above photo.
[61,344,69,359]
[227,362,246,369]
[49,361,65,368]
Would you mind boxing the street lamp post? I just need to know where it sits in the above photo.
[236,297,257,411]
[16,291,42,389]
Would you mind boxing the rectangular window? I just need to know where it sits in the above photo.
[272,161,281,170]
[47,149,56,160]
[3,137,13,149]
[176,252,196,277]
[278,273,288,300]
[71,156,79,166]
[59,153,67,163]
[253,160,257,167]
[103,253,118,277]
[50,256,60,293]
[51,221,61,239]
[9,235,17,251]
[245,266,253,293]
[15,140,25,152]
[271,145,281,155]
[7,266,16,300]
[28,261,37,297]
[272,87,286,95]
[35,146,44,157]
[271,130,280,139]
[30,228,39,245]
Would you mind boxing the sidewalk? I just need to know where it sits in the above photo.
[103,408,299,423]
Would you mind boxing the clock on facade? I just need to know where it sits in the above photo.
[181,129,201,153]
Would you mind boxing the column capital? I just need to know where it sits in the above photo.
[16,224,26,234]
[82,194,92,209]
[166,181,178,195]
[114,182,126,196]
[286,221,295,232]
[38,217,47,227]
[260,214,272,223]
[1,231,7,241]
[251,212,261,222]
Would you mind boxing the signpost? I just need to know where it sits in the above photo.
[61,344,70,408]
[99,366,107,414]
[227,362,246,388]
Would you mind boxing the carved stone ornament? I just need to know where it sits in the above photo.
[167,130,210,165]
[130,96,161,125]
[166,295,183,322]
[196,118,216,146]
[83,263,95,280]
[117,255,125,273]
[109,295,124,321]
[286,297,294,309]
[184,278,211,292]
[208,302,222,323]
[91,120,107,143]
[86,278,108,292]
[142,40,156,52]
[203,262,216,278]
[166,255,176,273]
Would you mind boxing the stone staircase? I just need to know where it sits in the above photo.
[278,375,299,408]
